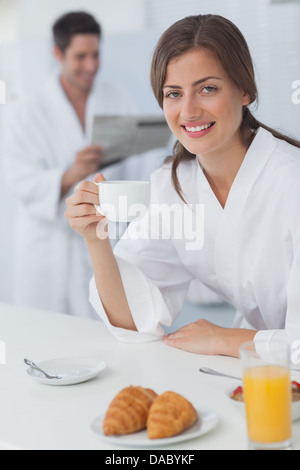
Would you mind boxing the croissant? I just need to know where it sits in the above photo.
[147,391,198,439]
[103,386,158,436]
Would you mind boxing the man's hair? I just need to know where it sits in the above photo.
[53,11,102,52]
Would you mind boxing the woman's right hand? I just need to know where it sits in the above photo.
[65,173,107,242]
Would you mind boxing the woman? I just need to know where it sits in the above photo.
[65,14,300,358]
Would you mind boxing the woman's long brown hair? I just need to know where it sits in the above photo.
[150,14,300,202]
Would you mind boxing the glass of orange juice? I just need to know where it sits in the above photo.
[240,341,292,450]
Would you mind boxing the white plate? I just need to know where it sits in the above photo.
[90,407,218,447]
[26,357,107,386]
[225,386,300,421]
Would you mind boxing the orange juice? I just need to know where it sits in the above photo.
[243,365,292,444]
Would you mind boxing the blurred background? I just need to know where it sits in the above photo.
[0,0,299,304]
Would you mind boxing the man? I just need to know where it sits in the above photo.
[4,11,164,319]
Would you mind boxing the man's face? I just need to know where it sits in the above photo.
[55,34,100,92]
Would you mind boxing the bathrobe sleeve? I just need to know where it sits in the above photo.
[286,240,300,366]
[254,163,300,367]
[3,101,66,223]
[89,168,194,342]
[254,237,300,358]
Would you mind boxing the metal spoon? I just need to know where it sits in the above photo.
[24,358,62,380]
[199,367,241,381]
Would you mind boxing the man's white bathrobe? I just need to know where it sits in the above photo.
[90,128,300,352]
[4,71,166,319]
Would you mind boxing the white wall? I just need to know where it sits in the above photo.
[0,0,18,43]
[18,0,145,38]
[0,0,299,303]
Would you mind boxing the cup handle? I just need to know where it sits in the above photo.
[94,203,105,217]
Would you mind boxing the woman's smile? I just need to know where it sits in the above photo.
[181,121,216,138]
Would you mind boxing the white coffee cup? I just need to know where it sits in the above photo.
[94,180,151,223]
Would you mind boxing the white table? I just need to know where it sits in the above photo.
[0,301,299,451]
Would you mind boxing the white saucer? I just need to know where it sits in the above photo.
[26,357,107,386]
[91,407,218,447]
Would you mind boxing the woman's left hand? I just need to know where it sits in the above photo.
[163,319,225,355]
[163,319,257,357]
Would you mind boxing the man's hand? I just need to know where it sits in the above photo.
[73,145,104,180]
[61,145,103,198]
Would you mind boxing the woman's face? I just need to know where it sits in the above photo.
[163,48,250,158]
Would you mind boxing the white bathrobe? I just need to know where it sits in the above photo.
[90,128,300,353]
[4,71,166,319]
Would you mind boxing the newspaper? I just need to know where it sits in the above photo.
[91,115,171,166]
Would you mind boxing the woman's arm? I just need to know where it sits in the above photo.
[65,174,136,331]
[66,175,257,353]
[86,237,136,330]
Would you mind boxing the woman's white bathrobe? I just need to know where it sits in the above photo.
[4,72,165,319]
[90,128,300,355]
